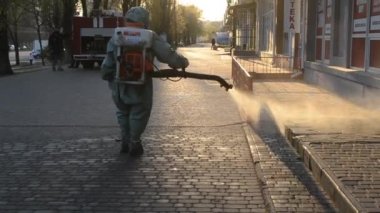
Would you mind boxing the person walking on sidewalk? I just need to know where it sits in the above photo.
[101,7,189,156]
[48,29,64,71]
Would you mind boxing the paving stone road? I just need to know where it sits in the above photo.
[0,46,268,212]
[0,46,341,212]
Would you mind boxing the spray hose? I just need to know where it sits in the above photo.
[151,69,233,91]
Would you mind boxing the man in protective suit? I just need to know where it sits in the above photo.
[101,7,189,156]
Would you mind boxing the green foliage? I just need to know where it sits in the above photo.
[41,0,64,30]
[203,21,223,39]
[143,1,203,45]
[179,4,203,45]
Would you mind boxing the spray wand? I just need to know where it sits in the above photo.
[152,68,233,91]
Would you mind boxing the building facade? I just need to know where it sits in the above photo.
[304,0,380,106]
[228,0,380,107]
[227,0,256,51]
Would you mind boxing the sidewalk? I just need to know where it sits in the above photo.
[235,79,380,212]
[11,62,51,74]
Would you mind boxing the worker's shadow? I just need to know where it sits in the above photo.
[250,102,335,211]
[70,153,153,210]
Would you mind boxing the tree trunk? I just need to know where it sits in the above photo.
[8,24,20,65]
[14,28,20,65]
[103,0,109,10]
[122,0,130,15]
[123,0,142,15]
[62,0,75,63]
[36,25,45,66]
[81,0,87,17]
[0,0,13,76]
[93,0,101,11]
[34,8,45,66]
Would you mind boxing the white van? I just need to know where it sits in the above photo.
[32,40,48,59]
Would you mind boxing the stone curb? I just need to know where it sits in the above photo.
[284,126,362,213]
[242,124,276,213]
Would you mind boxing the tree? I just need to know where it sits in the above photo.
[93,0,102,11]
[21,0,49,66]
[203,21,223,41]
[145,0,176,43]
[7,0,25,66]
[61,0,76,63]
[180,5,203,45]
[122,0,142,14]
[0,0,12,76]
[0,3,12,75]
[41,0,63,30]
[80,0,88,17]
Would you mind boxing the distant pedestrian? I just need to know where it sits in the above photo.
[48,29,64,71]
[211,38,216,50]
[29,52,34,65]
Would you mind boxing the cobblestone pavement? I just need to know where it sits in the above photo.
[286,126,380,212]
[0,126,266,212]
[242,109,337,212]
[238,80,380,212]
[1,46,344,212]
[0,46,268,212]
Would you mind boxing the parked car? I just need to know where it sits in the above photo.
[31,49,42,59]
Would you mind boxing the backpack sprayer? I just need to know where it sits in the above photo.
[112,27,233,91]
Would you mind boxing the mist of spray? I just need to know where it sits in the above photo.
[230,88,380,135]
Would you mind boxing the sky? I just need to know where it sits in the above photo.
[178,0,227,21]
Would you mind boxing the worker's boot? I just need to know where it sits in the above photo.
[120,137,129,154]
[129,141,144,157]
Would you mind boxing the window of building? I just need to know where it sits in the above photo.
[333,0,345,58]
[260,11,274,52]
[235,8,255,50]
[324,0,332,63]
[259,0,274,52]
[313,0,380,72]
[316,0,325,61]
[351,0,368,69]
[369,0,380,70]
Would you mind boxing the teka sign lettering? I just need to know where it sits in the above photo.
[284,0,301,33]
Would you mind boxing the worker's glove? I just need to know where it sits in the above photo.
[169,55,189,69]
[180,56,189,69]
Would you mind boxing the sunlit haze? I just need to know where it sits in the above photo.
[178,0,227,21]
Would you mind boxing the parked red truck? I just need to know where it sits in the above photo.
[71,15,124,69]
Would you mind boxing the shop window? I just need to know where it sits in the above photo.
[370,0,380,70]
[235,8,255,50]
[316,0,324,61]
[370,0,380,31]
[260,11,273,52]
[325,40,331,60]
[316,38,322,60]
[351,0,368,68]
[352,38,366,68]
[370,40,380,68]
[333,0,345,57]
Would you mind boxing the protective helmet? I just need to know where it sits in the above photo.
[125,7,149,27]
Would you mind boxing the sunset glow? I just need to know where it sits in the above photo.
[178,0,227,21]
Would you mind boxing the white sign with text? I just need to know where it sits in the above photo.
[284,0,301,33]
